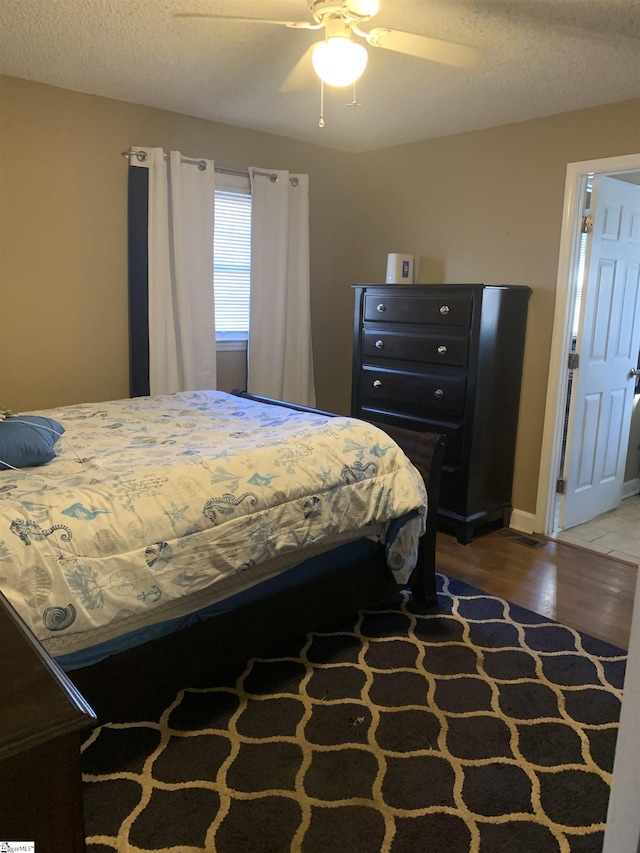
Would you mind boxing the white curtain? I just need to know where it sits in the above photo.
[143,147,217,395]
[247,168,316,407]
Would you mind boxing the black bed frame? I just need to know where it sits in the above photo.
[69,393,446,721]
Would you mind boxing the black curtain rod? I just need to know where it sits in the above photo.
[121,149,299,185]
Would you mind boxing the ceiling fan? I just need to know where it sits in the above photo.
[175,0,483,92]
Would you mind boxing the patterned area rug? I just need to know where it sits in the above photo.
[81,574,626,853]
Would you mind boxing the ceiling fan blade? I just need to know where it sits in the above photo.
[279,45,317,92]
[174,14,317,29]
[365,28,483,68]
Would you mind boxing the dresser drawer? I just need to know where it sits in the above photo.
[360,366,466,421]
[362,329,469,368]
[363,293,472,327]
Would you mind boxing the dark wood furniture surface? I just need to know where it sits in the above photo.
[0,591,96,852]
[351,283,531,544]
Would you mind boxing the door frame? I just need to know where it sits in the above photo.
[534,152,640,536]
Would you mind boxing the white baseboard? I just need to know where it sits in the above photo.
[623,478,640,501]
[509,509,536,535]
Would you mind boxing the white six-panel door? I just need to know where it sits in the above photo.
[559,175,640,530]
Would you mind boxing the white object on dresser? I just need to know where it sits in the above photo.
[385,253,414,284]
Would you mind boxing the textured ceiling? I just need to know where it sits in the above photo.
[0,0,639,152]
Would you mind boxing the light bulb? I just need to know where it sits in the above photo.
[312,37,368,88]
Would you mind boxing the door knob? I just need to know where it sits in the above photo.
[628,368,640,379]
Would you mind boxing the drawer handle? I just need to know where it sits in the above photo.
[375,339,384,349]
[376,303,386,313]
[437,345,447,354]
[439,305,450,315]
[434,388,444,398]
[373,379,383,389]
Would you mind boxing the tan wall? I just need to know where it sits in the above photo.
[0,75,358,414]
[216,349,248,396]
[351,100,640,515]
[1,75,638,517]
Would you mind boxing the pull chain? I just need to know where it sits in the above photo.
[346,82,361,108]
[319,79,325,128]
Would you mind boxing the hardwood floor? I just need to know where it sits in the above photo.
[435,529,637,650]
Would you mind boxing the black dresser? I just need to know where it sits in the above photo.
[351,284,531,544]
[0,591,96,852]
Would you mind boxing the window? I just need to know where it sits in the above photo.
[214,173,251,348]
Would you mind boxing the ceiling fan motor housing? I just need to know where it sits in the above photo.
[309,0,376,25]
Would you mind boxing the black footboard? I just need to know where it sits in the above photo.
[232,391,446,607]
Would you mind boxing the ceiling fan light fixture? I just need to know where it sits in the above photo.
[312,36,368,87]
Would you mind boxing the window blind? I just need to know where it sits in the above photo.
[214,186,251,335]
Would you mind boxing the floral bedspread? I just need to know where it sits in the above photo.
[0,391,427,649]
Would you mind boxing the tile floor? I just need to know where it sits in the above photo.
[550,493,640,565]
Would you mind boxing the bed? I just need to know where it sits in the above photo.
[0,389,445,720]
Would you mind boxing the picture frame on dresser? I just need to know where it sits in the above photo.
[351,283,531,544]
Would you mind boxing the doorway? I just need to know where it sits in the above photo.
[535,153,640,550]
[549,494,640,563]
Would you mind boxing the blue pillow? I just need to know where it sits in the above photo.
[0,416,65,470]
